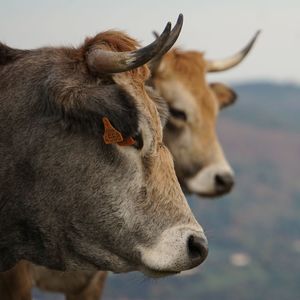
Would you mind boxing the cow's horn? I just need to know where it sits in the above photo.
[148,14,183,74]
[206,30,261,73]
[86,14,183,74]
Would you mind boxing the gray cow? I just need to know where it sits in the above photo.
[0,15,208,282]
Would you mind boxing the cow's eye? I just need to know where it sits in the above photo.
[169,107,187,121]
[132,132,143,150]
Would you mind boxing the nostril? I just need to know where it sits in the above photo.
[215,173,234,192]
[188,235,208,263]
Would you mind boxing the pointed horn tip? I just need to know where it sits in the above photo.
[157,21,172,39]
[206,30,261,73]
[256,29,262,36]
[177,13,184,22]
[244,30,261,51]
[152,14,183,39]
[163,22,172,36]
[240,30,262,54]
[251,30,262,43]
[175,14,184,29]
[152,31,159,39]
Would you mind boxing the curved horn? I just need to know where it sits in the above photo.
[87,15,183,74]
[148,14,183,73]
[154,14,183,58]
[206,30,261,73]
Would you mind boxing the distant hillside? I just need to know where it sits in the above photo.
[102,81,300,300]
[33,81,300,300]
[224,82,300,132]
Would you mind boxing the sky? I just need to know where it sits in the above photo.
[0,0,299,84]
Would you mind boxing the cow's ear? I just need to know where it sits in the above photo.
[0,43,28,65]
[210,82,237,109]
[93,86,140,140]
[41,81,139,140]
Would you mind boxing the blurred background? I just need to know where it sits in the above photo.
[1,0,299,299]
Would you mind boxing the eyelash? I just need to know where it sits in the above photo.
[169,107,187,121]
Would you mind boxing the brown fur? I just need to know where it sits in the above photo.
[0,263,107,300]
[151,48,236,193]
[156,49,216,115]
[0,261,32,300]
[161,49,207,81]
[33,268,108,300]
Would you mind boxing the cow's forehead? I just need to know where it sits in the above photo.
[162,49,207,80]
[157,50,218,117]
[159,50,208,98]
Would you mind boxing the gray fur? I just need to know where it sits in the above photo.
[0,39,199,274]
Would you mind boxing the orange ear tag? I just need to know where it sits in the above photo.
[117,136,135,146]
[102,117,135,146]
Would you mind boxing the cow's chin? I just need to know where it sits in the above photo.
[194,186,233,198]
[195,190,229,198]
[62,245,137,274]
[65,254,179,278]
[180,180,223,199]
[140,267,179,278]
[184,185,232,198]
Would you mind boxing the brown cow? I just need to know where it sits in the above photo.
[152,31,260,197]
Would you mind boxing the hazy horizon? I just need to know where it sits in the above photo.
[0,0,299,84]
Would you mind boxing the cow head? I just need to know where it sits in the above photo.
[0,16,209,277]
[150,32,260,197]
